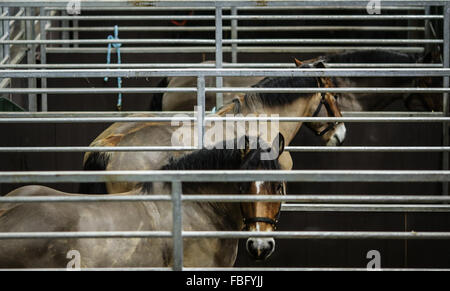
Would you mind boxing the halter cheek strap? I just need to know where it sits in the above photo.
[310,93,339,137]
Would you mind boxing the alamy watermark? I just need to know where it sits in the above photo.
[171,108,281,160]
[366,250,381,270]
[366,0,381,15]
[66,249,81,270]
[66,0,81,15]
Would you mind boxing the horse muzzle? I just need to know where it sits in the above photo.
[246,237,275,261]
[326,123,346,146]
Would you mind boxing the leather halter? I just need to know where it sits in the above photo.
[240,183,285,231]
[308,92,339,137]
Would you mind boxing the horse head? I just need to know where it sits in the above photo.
[295,58,346,146]
[238,133,286,260]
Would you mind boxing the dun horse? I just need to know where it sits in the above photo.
[153,50,440,112]
[82,72,345,194]
[0,135,285,268]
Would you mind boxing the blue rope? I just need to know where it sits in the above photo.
[105,25,122,110]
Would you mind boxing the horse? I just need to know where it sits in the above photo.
[153,50,440,112]
[81,71,346,194]
[0,135,286,268]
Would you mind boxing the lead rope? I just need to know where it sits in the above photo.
[104,25,122,111]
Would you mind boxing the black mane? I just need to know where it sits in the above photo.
[324,49,418,64]
[140,138,281,193]
[243,76,319,108]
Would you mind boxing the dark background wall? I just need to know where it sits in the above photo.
[1,7,449,268]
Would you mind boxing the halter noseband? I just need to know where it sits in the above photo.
[240,183,285,231]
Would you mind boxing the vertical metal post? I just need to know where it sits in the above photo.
[197,75,205,149]
[171,181,183,271]
[215,6,223,108]
[61,10,69,48]
[73,20,79,48]
[0,9,4,63]
[3,7,9,63]
[231,6,238,63]
[40,7,47,112]
[25,7,37,112]
[424,6,431,53]
[443,3,450,196]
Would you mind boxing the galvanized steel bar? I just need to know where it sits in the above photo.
[3,87,450,94]
[1,0,448,8]
[45,25,426,32]
[231,6,238,63]
[443,2,450,196]
[171,181,183,271]
[0,38,442,45]
[0,15,443,21]
[197,76,205,149]
[281,204,450,212]
[215,6,223,108]
[0,230,450,240]
[44,46,426,53]
[0,111,442,118]
[2,68,450,78]
[25,7,36,112]
[1,146,450,153]
[2,116,450,123]
[0,170,449,183]
[39,7,47,112]
[0,63,442,69]
[2,195,450,203]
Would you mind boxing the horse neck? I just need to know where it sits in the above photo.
[239,96,311,145]
[183,182,243,230]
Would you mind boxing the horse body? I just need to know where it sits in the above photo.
[83,74,345,194]
[158,50,432,112]
[0,138,284,268]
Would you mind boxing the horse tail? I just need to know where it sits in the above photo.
[149,77,168,111]
[78,152,110,194]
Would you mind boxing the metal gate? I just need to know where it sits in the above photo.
[0,0,450,271]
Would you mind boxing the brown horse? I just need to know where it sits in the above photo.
[155,50,440,112]
[82,72,345,194]
[0,135,285,268]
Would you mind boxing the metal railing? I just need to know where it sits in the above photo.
[0,0,450,270]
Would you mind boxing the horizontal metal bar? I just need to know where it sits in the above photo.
[0,15,442,21]
[183,231,450,239]
[0,88,197,94]
[1,146,450,153]
[43,5,428,11]
[3,68,449,78]
[0,111,442,118]
[0,170,449,183]
[1,63,441,69]
[2,195,450,203]
[0,39,441,45]
[281,204,450,212]
[2,0,447,8]
[45,46,426,54]
[46,25,426,32]
[1,230,448,240]
[2,116,450,123]
[2,87,450,94]
[0,146,196,152]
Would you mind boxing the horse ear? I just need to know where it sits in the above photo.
[272,133,285,158]
[294,58,303,67]
[239,135,251,158]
